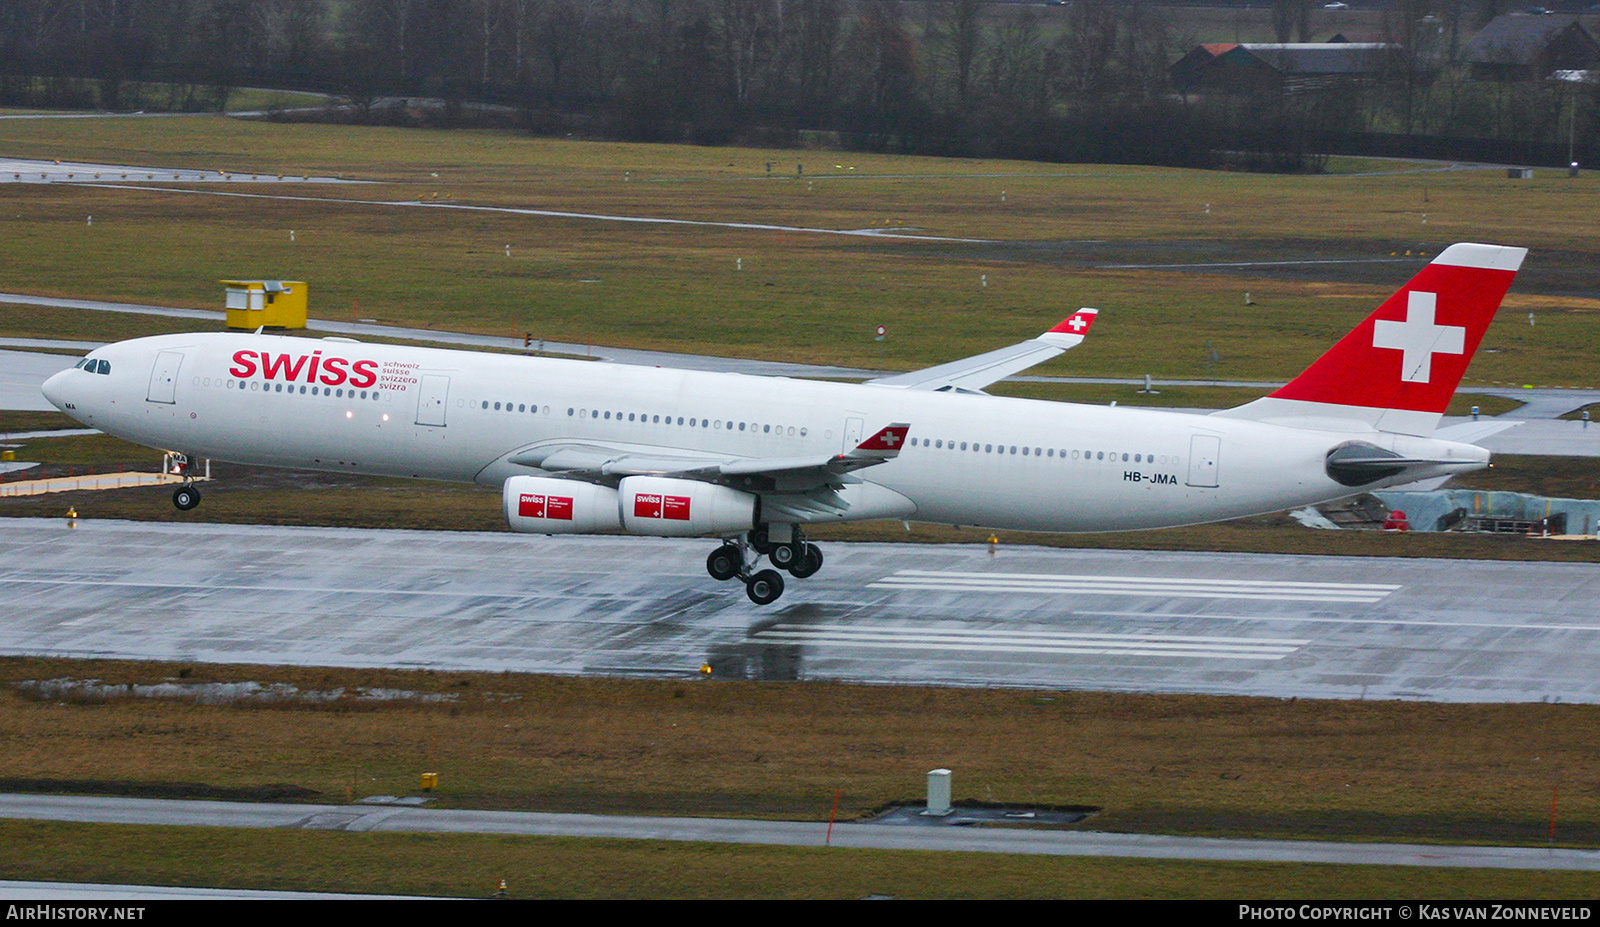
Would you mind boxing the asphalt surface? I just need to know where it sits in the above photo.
[0,793,1596,873]
[6,518,1600,704]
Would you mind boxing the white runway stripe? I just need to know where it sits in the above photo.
[751,623,1307,661]
[869,570,1399,603]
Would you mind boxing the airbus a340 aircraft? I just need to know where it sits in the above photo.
[43,243,1524,604]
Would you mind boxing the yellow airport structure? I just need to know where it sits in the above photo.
[222,279,307,329]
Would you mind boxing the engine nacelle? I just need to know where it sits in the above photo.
[504,476,621,534]
[618,476,756,537]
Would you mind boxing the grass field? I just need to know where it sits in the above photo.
[2,116,1599,386]
[4,117,1600,898]
[0,657,1597,898]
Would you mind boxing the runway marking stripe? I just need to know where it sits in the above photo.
[871,584,1382,603]
[871,571,1398,603]
[774,624,1311,646]
[753,634,1298,658]
[891,571,1401,591]
[1079,609,1600,633]
[751,625,1303,660]
[752,639,1293,660]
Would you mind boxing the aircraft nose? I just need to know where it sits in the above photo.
[40,368,73,413]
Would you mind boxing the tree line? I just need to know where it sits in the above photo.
[0,0,1593,170]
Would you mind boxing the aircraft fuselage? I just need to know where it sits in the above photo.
[45,331,1486,534]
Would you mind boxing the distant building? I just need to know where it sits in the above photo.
[1461,13,1600,81]
[1170,42,1403,95]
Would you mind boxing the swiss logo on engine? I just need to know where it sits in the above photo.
[519,493,573,520]
[633,492,691,520]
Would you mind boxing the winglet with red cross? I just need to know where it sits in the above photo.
[849,423,911,460]
[1038,308,1099,349]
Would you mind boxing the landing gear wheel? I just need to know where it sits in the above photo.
[747,525,774,555]
[787,543,823,579]
[745,569,785,605]
[706,544,741,582]
[770,541,799,569]
[172,486,200,511]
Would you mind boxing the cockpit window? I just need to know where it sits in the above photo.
[95,359,110,375]
[73,358,88,369]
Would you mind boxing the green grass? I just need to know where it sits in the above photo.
[0,410,79,433]
[0,117,1597,384]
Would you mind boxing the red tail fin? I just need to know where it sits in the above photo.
[1217,243,1525,435]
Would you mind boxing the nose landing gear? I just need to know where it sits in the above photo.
[705,527,823,604]
[168,453,201,511]
[172,485,201,511]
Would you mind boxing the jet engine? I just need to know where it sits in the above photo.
[618,476,756,537]
[503,476,622,533]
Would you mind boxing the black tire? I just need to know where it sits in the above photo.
[172,486,200,511]
[769,541,798,568]
[745,569,785,605]
[706,545,741,582]
[788,543,823,579]
[747,525,773,555]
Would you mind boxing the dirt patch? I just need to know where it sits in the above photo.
[889,237,1600,297]
[0,777,320,803]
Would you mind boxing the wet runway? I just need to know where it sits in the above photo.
[5,518,1599,703]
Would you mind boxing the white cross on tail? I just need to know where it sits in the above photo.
[1371,291,1465,384]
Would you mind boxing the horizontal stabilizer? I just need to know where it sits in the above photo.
[1432,419,1524,444]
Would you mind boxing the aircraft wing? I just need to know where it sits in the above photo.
[866,309,1098,393]
[506,423,910,493]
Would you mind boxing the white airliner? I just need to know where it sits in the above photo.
[42,243,1525,604]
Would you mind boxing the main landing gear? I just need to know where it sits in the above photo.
[705,526,824,605]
